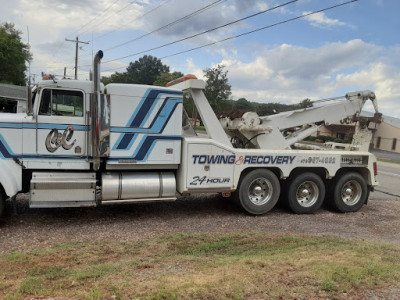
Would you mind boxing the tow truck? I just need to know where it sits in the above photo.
[0,50,379,217]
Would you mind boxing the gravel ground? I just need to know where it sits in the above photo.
[1,193,400,299]
[1,193,399,253]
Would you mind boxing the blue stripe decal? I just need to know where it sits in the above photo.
[128,89,182,128]
[135,136,181,162]
[0,123,23,129]
[114,98,181,150]
[36,124,88,131]
[0,123,88,131]
[110,135,181,162]
[117,134,136,150]
[113,88,182,151]
[0,133,86,161]
[0,134,13,158]
[110,100,182,133]
[116,133,136,150]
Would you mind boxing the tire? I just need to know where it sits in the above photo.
[0,190,5,218]
[332,172,367,213]
[287,172,325,214]
[231,190,241,206]
[238,169,280,215]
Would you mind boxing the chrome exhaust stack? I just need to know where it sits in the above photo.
[91,50,110,171]
[93,50,103,94]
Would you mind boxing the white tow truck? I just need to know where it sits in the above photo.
[0,51,379,217]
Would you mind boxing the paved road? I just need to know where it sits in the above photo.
[370,160,400,201]
[371,149,400,162]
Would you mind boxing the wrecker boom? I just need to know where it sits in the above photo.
[218,90,380,150]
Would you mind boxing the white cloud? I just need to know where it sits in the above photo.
[4,0,257,77]
[256,1,269,11]
[214,40,399,118]
[185,58,205,80]
[139,0,253,42]
[2,1,398,119]
[336,62,400,117]
[303,11,351,29]
[4,0,149,77]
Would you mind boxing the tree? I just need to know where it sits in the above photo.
[101,72,128,85]
[235,98,252,110]
[125,55,169,84]
[102,55,169,85]
[0,23,32,86]
[203,65,231,111]
[153,71,184,87]
[299,98,313,108]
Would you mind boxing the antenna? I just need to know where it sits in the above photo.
[27,26,33,115]
[27,26,31,86]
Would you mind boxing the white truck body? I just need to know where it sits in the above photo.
[0,51,379,216]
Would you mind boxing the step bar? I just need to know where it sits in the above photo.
[30,172,97,208]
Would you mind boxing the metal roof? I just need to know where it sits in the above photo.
[0,83,28,100]
[361,110,400,129]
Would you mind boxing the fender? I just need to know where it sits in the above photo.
[0,159,22,198]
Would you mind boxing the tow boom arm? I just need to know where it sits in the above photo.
[219,90,379,150]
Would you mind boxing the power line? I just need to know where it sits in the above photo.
[79,0,174,60]
[79,0,139,37]
[105,0,226,51]
[66,0,121,38]
[65,37,90,79]
[102,0,358,73]
[103,0,299,64]
[51,0,121,67]
[91,0,173,43]
[160,0,359,59]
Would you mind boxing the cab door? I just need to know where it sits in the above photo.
[35,88,87,158]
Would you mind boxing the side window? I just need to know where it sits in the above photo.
[39,89,84,117]
[39,89,51,115]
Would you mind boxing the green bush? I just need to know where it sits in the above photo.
[305,136,317,142]
[333,138,345,143]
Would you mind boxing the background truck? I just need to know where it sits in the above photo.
[0,50,379,218]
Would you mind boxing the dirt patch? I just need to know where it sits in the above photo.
[1,193,399,253]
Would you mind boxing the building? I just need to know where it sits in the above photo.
[0,83,28,113]
[371,114,400,153]
[316,123,355,141]
[313,111,400,154]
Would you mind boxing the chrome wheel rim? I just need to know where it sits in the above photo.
[248,177,273,206]
[296,181,319,207]
[341,180,362,206]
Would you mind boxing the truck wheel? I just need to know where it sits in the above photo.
[287,172,325,214]
[0,191,5,218]
[238,169,280,215]
[332,172,367,213]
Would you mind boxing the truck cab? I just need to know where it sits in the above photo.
[24,80,93,169]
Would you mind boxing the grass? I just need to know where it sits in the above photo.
[195,125,205,132]
[0,233,399,299]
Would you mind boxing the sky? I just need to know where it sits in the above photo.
[1,0,399,118]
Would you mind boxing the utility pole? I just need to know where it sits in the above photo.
[65,36,89,80]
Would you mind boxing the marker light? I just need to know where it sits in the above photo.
[373,162,378,176]
[166,74,197,87]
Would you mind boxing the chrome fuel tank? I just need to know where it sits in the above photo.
[102,172,176,201]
